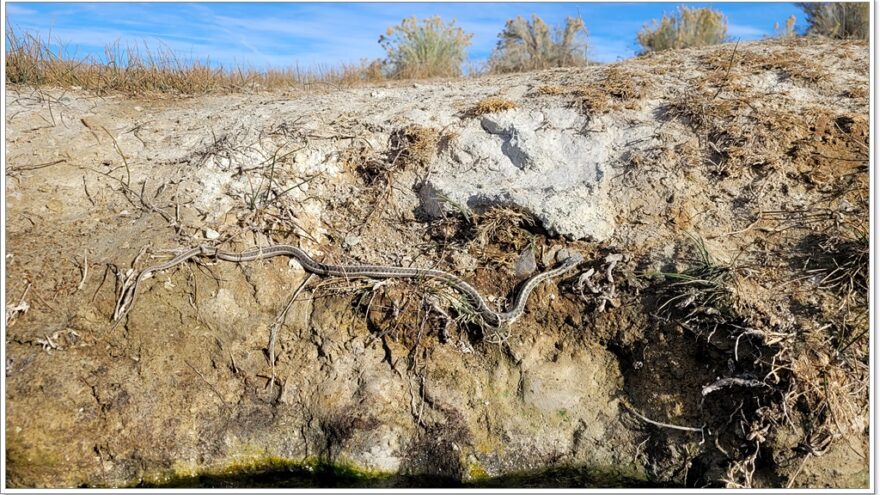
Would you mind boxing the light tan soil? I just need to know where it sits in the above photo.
[4,37,869,488]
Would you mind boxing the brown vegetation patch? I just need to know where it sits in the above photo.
[572,85,610,115]
[469,97,518,116]
[572,67,651,115]
[662,72,867,182]
[699,46,831,88]
[603,67,652,102]
[535,84,565,96]
[841,86,868,100]
[389,125,441,169]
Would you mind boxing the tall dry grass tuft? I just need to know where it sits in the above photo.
[379,16,473,79]
[637,7,728,53]
[5,27,386,95]
[773,15,798,38]
[488,15,588,73]
[797,2,869,40]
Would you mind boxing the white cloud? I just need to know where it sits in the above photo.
[5,4,36,16]
[7,4,669,69]
[727,23,768,38]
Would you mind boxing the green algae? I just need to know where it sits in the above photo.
[136,456,392,488]
[136,456,659,489]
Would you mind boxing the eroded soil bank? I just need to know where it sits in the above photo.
[5,38,869,488]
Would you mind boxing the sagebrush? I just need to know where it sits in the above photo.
[637,7,728,53]
[379,16,473,79]
[489,15,588,73]
[797,2,869,39]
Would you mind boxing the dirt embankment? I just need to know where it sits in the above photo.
[4,38,869,488]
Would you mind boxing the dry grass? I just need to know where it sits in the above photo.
[603,67,649,100]
[813,226,868,301]
[472,206,535,252]
[760,49,831,86]
[388,124,442,169]
[572,85,611,114]
[842,86,868,99]
[5,28,385,95]
[535,84,565,95]
[341,124,444,234]
[572,67,651,116]
[469,96,518,116]
[660,54,839,177]
[699,47,831,87]
[663,53,867,183]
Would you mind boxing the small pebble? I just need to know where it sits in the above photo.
[556,247,575,262]
[204,228,220,240]
[418,182,444,220]
[343,234,360,248]
[542,245,562,266]
[605,253,624,264]
[514,247,537,278]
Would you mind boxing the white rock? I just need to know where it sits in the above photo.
[204,228,221,240]
[429,107,627,241]
[288,258,305,272]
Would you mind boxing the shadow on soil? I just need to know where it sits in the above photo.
[136,460,668,489]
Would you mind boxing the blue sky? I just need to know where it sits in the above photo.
[5,2,805,68]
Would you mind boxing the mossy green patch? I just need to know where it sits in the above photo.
[466,462,490,481]
[133,457,656,488]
